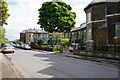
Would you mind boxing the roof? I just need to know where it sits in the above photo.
[84,0,105,10]
[85,0,120,10]
[20,28,48,34]
[72,23,86,32]
[90,0,105,5]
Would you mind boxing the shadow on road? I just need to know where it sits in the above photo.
[33,53,118,78]
[33,53,76,78]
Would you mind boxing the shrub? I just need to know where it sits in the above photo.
[41,45,53,48]
[37,39,44,45]
[78,38,83,43]
[30,42,36,47]
[47,38,54,45]
[60,38,69,46]
[53,45,60,51]
[18,42,24,45]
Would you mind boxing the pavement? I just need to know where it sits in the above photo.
[0,53,19,79]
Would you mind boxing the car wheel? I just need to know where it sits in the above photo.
[2,51,5,54]
[12,51,14,53]
[70,50,73,52]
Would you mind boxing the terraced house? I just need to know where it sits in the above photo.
[71,23,86,44]
[20,28,49,44]
[84,0,120,52]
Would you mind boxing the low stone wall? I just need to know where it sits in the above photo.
[73,50,120,61]
[31,47,53,52]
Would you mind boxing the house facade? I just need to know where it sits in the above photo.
[20,28,49,44]
[71,23,87,44]
[84,0,120,52]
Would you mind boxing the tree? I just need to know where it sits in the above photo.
[13,39,19,44]
[0,0,10,43]
[37,1,76,33]
[0,0,10,26]
[60,38,69,46]
[0,26,5,42]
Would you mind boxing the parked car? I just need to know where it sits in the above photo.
[23,45,31,50]
[20,44,25,48]
[16,44,20,48]
[2,45,15,53]
[12,44,16,47]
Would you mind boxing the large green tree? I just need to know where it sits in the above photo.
[37,0,76,33]
[0,26,5,42]
[0,0,10,26]
[0,0,10,43]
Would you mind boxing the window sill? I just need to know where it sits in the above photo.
[86,40,94,43]
[114,36,120,39]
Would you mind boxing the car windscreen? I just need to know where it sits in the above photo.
[6,45,13,47]
[25,45,30,47]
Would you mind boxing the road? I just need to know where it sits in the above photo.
[4,48,118,78]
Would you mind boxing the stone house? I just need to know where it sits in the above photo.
[20,28,49,44]
[71,23,87,44]
[84,0,120,52]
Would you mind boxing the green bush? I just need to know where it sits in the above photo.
[30,42,36,47]
[18,42,24,45]
[78,38,83,43]
[60,38,69,46]
[47,38,54,45]
[41,45,53,48]
[53,45,60,51]
[34,45,40,48]
[37,39,44,45]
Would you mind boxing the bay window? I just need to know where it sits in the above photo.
[87,12,91,23]
[115,22,120,37]
[87,28,92,40]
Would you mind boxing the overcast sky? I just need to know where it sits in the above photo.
[4,0,93,41]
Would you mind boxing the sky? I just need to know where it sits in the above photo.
[4,0,93,41]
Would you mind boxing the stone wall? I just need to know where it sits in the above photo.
[92,3,106,21]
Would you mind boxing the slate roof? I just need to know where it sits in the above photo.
[72,23,86,32]
[84,0,106,10]
[90,0,105,5]
[84,0,120,10]
[21,28,48,33]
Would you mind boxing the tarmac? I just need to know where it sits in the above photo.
[0,48,119,79]
[32,49,120,66]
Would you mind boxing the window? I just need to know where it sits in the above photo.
[115,22,120,37]
[46,34,48,38]
[87,12,91,23]
[42,34,44,38]
[29,39,30,42]
[27,34,30,37]
[87,28,92,40]
[38,34,40,37]
[33,35,36,37]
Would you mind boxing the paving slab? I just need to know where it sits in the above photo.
[0,53,2,79]
[2,53,18,78]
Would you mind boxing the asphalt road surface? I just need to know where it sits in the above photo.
[4,48,118,78]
